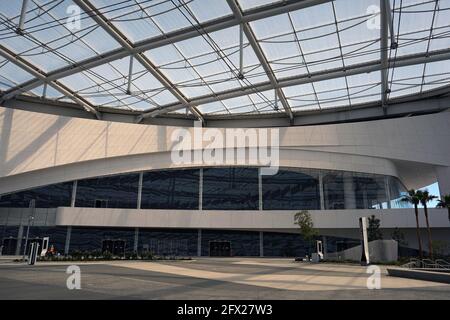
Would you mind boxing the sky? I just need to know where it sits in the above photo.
[418,182,441,208]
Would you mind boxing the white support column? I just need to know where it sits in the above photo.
[17,0,30,34]
[385,0,397,49]
[343,172,356,209]
[258,168,263,211]
[274,89,278,111]
[380,0,390,113]
[363,190,369,209]
[134,228,139,253]
[319,171,325,210]
[64,226,72,255]
[385,176,392,209]
[126,56,134,95]
[259,231,264,257]
[71,181,77,207]
[238,23,244,79]
[199,168,203,211]
[436,166,450,197]
[42,83,47,99]
[137,172,143,209]
[197,229,202,257]
[15,225,24,255]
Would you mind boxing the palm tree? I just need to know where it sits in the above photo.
[436,194,450,221]
[401,189,423,259]
[417,190,438,260]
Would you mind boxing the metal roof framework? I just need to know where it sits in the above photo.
[0,0,449,125]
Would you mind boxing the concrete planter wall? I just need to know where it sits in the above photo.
[326,239,398,263]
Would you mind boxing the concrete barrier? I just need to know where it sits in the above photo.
[387,268,450,284]
[0,255,21,263]
[326,240,398,263]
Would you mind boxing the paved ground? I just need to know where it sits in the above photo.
[0,258,449,299]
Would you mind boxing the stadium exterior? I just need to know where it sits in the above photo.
[0,106,449,257]
[0,0,450,258]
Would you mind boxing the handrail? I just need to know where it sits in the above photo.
[435,259,450,270]
[401,258,450,270]
[422,259,437,268]
[401,258,421,269]
[435,259,450,266]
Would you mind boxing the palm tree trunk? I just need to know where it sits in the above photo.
[448,207,450,221]
[423,204,433,260]
[414,204,423,259]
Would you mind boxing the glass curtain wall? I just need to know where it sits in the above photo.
[0,182,72,208]
[141,169,200,209]
[0,168,409,210]
[75,174,139,209]
[262,168,320,210]
[202,167,259,210]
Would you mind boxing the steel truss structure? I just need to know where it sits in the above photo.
[0,0,449,125]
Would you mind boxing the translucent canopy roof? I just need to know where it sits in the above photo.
[0,0,449,122]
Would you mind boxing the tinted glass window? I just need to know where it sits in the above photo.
[389,176,410,208]
[201,230,259,256]
[262,169,319,210]
[141,169,199,209]
[323,171,391,209]
[75,174,139,209]
[138,228,197,256]
[0,182,72,208]
[202,167,259,210]
[263,232,306,257]
[69,227,135,254]
[323,172,345,209]
[354,174,388,209]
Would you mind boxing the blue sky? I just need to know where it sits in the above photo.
[418,182,441,208]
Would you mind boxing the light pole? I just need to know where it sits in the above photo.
[22,199,35,262]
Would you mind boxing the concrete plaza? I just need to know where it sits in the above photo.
[0,258,449,300]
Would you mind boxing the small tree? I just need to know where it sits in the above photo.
[437,194,450,221]
[294,210,318,256]
[431,240,448,258]
[367,215,383,242]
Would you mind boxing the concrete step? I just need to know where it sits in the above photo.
[0,255,22,263]
[387,267,450,284]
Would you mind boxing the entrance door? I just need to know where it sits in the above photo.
[102,239,125,257]
[113,240,125,257]
[209,241,231,257]
[102,240,114,254]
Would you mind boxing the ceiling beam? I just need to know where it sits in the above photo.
[4,87,449,128]
[0,45,101,119]
[72,0,204,123]
[0,0,331,103]
[380,0,389,113]
[226,0,294,122]
[137,47,450,119]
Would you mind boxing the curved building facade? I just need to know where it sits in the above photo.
[0,107,449,257]
[0,167,408,210]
